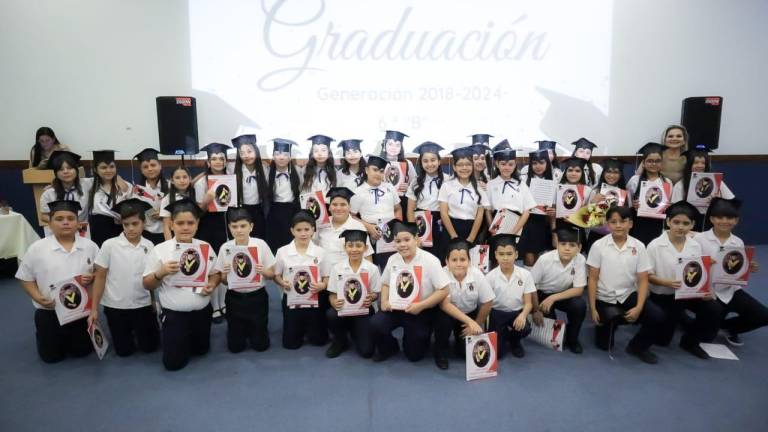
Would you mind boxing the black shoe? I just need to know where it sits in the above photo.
[725,331,744,347]
[510,343,526,358]
[325,340,348,359]
[625,345,658,364]
[680,341,709,360]
[372,346,399,362]
[565,340,583,354]
[212,309,224,324]
[434,356,449,370]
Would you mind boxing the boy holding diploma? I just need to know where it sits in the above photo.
[326,229,381,358]
[216,207,275,353]
[369,220,450,362]
[16,200,99,363]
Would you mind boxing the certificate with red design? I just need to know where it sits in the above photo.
[170,243,211,288]
[556,184,589,218]
[338,271,370,317]
[226,245,262,290]
[388,265,422,310]
[286,265,319,307]
[526,316,566,351]
[300,190,331,228]
[470,244,490,274]
[53,275,92,325]
[637,181,672,219]
[414,210,433,247]
[686,172,723,209]
[466,332,498,381]
[675,255,712,300]
[206,175,237,212]
[88,321,109,360]
[489,209,522,235]
[713,246,754,286]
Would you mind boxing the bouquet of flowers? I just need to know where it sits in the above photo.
[567,201,610,228]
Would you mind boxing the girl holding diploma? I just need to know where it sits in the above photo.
[433,238,494,370]
[143,198,220,371]
[553,157,590,243]
[627,143,672,245]
[379,130,416,209]
[231,134,269,239]
[272,211,330,349]
[646,201,721,359]
[159,166,196,241]
[16,200,99,363]
[369,220,450,362]
[694,198,767,346]
[133,148,169,245]
[518,149,556,268]
[87,150,130,246]
[585,158,628,251]
[325,229,381,359]
[266,138,302,252]
[520,140,562,182]
[406,142,446,261]
[215,207,275,353]
[485,147,536,240]
[439,147,489,245]
[39,151,92,228]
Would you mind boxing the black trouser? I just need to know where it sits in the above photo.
[326,307,375,358]
[489,309,532,358]
[161,304,212,371]
[369,309,435,361]
[281,296,328,349]
[225,289,270,353]
[719,290,768,335]
[537,292,586,345]
[103,305,159,357]
[594,291,664,352]
[650,293,721,346]
[34,309,92,363]
[433,309,478,358]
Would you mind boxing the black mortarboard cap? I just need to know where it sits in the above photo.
[560,157,588,169]
[387,219,419,236]
[338,139,363,152]
[49,150,82,170]
[555,227,582,244]
[111,198,152,216]
[339,229,368,244]
[366,155,389,170]
[636,142,667,156]
[326,187,355,202]
[493,148,516,160]
[163,197,203,218]
[384,130,408,142]
[446,237,473,253]
[225,206,252,223]
[492,233,519,248]
[48,199,82,215]
[536,140,558,151]
[273,138,297,154]
[307,135,334,147]
[572,138,597,150]
[528,149,549,161]
[199,143,231,158]
[231,134,257,148]
[682,144,713,159]
[412,142,444,155]
[92,150,116,165]
[450,146,475,160]
[134,148,160,162]
[492,140,511,153]
[470,134,493,145]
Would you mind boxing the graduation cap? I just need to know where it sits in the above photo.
[682,144,713,159]
[470,144,491,156]
[492,233,519,248]
[450,146,475,160]
[493,148,516,161]
[387,219,419,237]
[446,237,472,253]
[665,200,699,221]
[273,138,297,154]
[491,140,511,153]
[307,135,334,147]
[571,138,597,150]
[163,197,203,218]
[231,134,257,148]
[636,142,667,157]
[412,141,444,155]
[528,149,550,161]
[384,130,408,142]
[366,155,389,170]
[339,229,368,244]
[92,150,116,165]
[601,157,626,171]
[134,148,160,162]
[554,227,582,244]
[469,134,493,145]
[706,197,742,219]
[560,157,588,169]
[326,187,354,202]
[225,206,252,223]
[536,140,558,151]
[111,198,152,217]
[199,142,231,158]
[338,139,363,153]
[48,199,82,215]
[49,150,82,170]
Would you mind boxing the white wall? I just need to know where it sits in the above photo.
[1,0,766,160]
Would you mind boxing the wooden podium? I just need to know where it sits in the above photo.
[22,168,54,226]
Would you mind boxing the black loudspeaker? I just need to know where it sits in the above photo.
[156,96,199,155]
[681,96,723,150]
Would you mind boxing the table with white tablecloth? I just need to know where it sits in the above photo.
[0,212,41,260]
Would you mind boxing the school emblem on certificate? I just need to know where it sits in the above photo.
[375,218,397,253]
[526,316,566,351]
[300,190,331,228]
[465,332,498,381]
[637,181,672,219]
[206,174,237,212]
[88,321,109,360]
[338,272,370,317]
[52,275,92,325]
[388,265,422,310]
[171,243,211,288]
[226,246,261,290]
[287,265,319,307]
[414,210,433,247]
[529,177,555,215]
[675,255,712,300]
[489,209,522,236]
[556,184,589,218]
[470,244,490,274]
[600,184,627,207]
[713,246,754,286]
[686,172,723,209]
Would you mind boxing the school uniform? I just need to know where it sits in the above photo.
[487,176,538,255]
[405,174,445,260]
[437,178,489,243]
[15,235,99,363]
[627,175,672,245]
[240,164,267,239]
[585,234,664,352]
[694,230,768,336]
[369,249,451,361]
[520,165,563,184]
[94,233,159,356]
[671,181,735,231]
[215,238,276,352]
[531,250,587,346]
[143,238,218,371]
[518,174,556,256]
[158,193,191,219]
[88,185,128,246]
[134,180,167,245]
[385,159,417,209]
[266,166,299,252]
[486,266,535,357]
[647,233,721,347]
[434,266,495,358]
[336,167,362,190]
[305,165,334,195]
[584,185,625,251]
[314,215,374,270]
[326,259,381,358]
[274,240,330,349]
[194,176,230,253]
[40,178,94,236]
[350,181,400,269]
